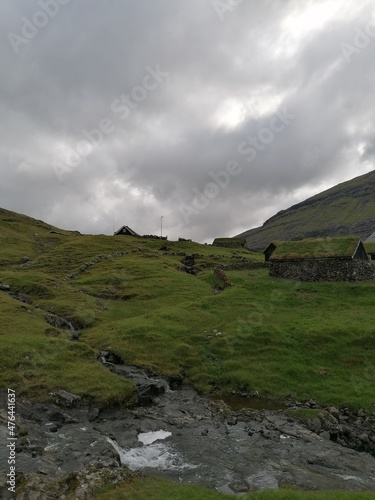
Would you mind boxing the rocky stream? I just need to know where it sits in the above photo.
[1,352,375,498]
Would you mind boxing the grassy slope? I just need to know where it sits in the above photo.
[238,170,375,250]
[96,476,375,500]
[3,207,375,499]
[0,207,375,411]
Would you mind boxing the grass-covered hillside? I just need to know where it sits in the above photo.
[238,169,375,250]
[1,207,375,410]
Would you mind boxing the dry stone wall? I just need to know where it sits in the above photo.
[269,259,374,282]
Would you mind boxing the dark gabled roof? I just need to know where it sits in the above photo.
[114,226,140,237]
[269,237,364,261]
[263,241,278,254]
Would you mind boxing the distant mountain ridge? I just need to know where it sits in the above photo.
[237,170,375,251]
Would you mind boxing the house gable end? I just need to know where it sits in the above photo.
[352,240,369,261]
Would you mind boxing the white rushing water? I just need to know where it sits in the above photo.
[107,430,195,471]
[138,430,171,445]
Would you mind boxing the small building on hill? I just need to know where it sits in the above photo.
[114,226,140,237]
[267,237,373,282]
[213,237,246,249]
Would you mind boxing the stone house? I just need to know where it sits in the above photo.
[213,237,246,249]
[266,237,373,282]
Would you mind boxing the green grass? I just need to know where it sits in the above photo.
[364,242,375,254]
[95,476,375,499]
[1,207,375,410]
[270,237,361,260]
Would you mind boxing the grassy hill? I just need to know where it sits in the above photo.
[1,206,375,411]
[237,170,375,250]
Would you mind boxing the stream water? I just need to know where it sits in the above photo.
[1,360,375,495]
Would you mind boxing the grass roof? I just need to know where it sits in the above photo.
[269,237,362,260]
[364,242,375,254]
[213,237,245,242]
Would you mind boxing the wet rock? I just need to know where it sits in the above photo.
[99,350,124,365]
[47,411,65,423]
[3,383,375,496]
[216,484,236,495]
[101,362,167,405]
[45,313,74,330]
[306,399,318,408]
[307,418,321,434]
[341,425,352,438]
[88,407,99,422]
[246,469,279,490]
[226,416,238,426]
[320,431,330,440]
[328,406,340,420]
[359,432,369,444]
[167,374,184,390]
[318,410,338,431]
[9,292,32,304]
[54,390,81,408]
[14,465,134,500]
[230,482,250,493]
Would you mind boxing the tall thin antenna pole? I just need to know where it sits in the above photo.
[161,216,163,238]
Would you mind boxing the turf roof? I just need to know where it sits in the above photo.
[269,237,362,260]
[364,242,375,254]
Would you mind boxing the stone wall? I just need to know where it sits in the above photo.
[269,259,374,282]
[219,261,269,271]
[212,238,246,248]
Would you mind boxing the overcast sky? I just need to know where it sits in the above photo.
[1,0,375,242]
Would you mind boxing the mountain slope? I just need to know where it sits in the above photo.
[237,170,375,250]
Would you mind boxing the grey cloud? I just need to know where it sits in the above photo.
[1,0,374,242]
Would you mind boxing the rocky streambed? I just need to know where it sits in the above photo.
[1,356,375,498]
